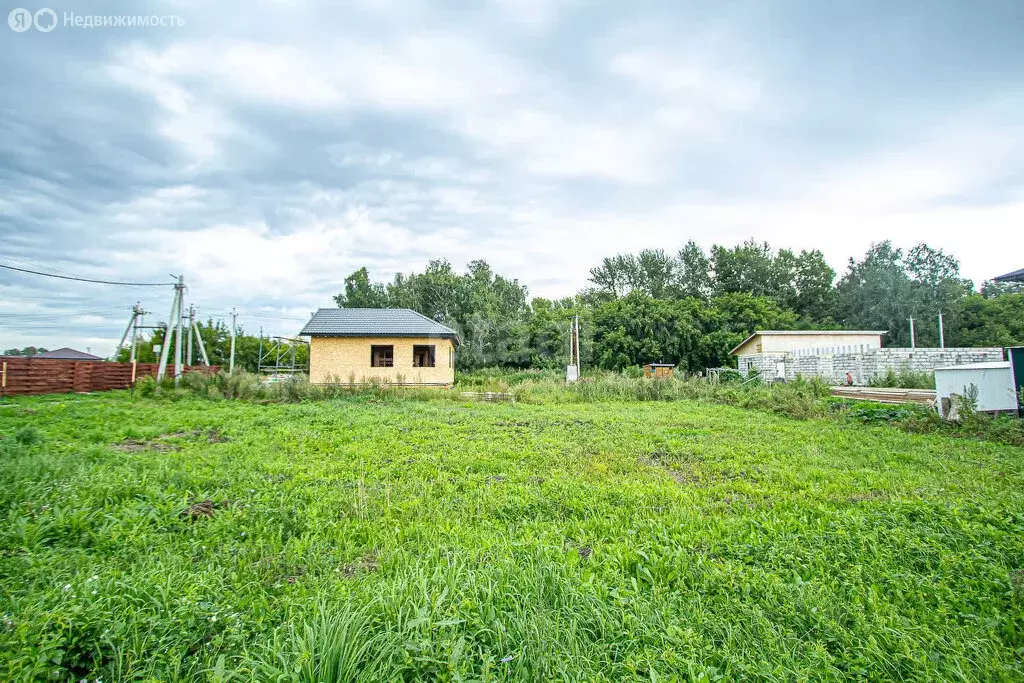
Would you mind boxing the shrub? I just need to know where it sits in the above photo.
[135,375,157,397]
[868,367,935,389]
[14,425,42,446]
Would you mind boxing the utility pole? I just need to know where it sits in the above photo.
[117,302,147,361]
[186,304,195,366]
[938,312,945,348]
[908,316,916,349]
[157,276,184,382]
[174,276,185,384]
[229,308,237,373]
[130,304,143,363]
[566,314,580,384]
[192,314,210,366]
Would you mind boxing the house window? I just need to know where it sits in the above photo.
[413,345,435,367]
[370,345,393,367]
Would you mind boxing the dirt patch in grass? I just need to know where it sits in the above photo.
[179,498,230,520]
[341,553,380,577]
[1011,569,1024,600]
[847,490,890,503]
[166,429,231,443]
[116,429,229,453]
[115,438,180,453]
[639,454,702,485]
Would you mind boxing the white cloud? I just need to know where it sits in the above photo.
[609,51,762,113]
[3,0,1023,355]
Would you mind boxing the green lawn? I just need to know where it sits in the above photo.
[1,392,1023,681]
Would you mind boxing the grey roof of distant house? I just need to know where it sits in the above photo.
[994,268,1024,283]
[35,347,104,360]
[299,308,460,344]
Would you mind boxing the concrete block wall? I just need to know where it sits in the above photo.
[738,348,1004,385]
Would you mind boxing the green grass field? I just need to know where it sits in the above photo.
[1,392,1023,681]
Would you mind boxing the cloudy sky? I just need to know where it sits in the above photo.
[2,0,1022,355]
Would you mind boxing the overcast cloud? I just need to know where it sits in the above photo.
[2,0,1022,355]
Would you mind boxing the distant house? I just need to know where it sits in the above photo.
[35,347,104,361]
[730,330,886,357]
[994,268,1024,283]
[299,308,459,386]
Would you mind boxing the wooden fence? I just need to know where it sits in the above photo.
[0,357,219,397]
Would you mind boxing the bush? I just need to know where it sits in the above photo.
[135,376,157,397]
[867,368,935,389]
[14,425,42,446]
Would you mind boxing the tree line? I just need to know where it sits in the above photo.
[88,239,1022,373]
[333,240,1023,371]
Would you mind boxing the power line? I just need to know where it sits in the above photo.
[0,262,174,287]
[0,255,78,278]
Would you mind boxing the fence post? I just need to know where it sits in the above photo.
[1,361,6,398]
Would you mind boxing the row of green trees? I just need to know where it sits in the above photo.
[1,346,48,356]
[110,239,1021,373]
[334,240,1023,371]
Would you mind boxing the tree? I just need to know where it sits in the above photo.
[695,293,799,369]
[521,297,592,369]
[904,244,972,347]
[588,254,638,298]
[835,241,916,346]
[632,249,678,298]
[792,249,836,322]
[2,346,47,356]
[333,267,389,308]
[981,279,1024,298]
[949,293,1024,348]
[675,240,712,300]
[710,240,797,304]
[592,293,702,370]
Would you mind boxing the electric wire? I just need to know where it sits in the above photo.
[0,262,174,287]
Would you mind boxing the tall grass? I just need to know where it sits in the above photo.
[159,369,831,421]
[142,371,460,404]
[504,371,831,420]
[150,368,1022,443]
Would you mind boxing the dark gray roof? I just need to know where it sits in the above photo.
[35,347,104,360]
[994,268,1024,283]
[300,308,460,343]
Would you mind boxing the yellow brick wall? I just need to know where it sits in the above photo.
[309,336,455,386]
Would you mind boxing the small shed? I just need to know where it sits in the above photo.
[643,363,675,378]
[934,361,1017,418]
